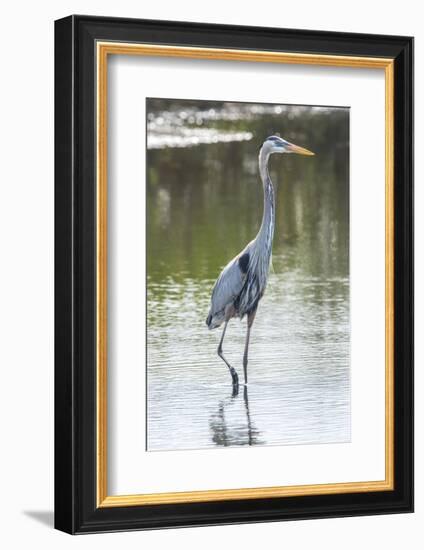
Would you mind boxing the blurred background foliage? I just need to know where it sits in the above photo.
[147,99,349,290]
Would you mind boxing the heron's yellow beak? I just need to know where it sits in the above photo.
[287,143,315,156]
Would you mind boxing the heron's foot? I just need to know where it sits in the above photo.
[230,366,239,388]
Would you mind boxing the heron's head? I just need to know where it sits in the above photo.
[261,135,315,156]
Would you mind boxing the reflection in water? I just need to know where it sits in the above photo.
[146,99,350,452]
[209,386,261,447]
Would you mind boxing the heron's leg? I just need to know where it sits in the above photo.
[217,320,239,387]
[243,308,257,385]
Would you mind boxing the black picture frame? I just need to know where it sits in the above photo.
[55,14,413,534]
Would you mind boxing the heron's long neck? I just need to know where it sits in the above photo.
[256,149,275,252]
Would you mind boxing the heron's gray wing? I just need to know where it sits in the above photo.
[210,252,249,317]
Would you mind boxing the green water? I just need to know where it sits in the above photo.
[146,100,350,451]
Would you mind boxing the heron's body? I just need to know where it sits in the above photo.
[206,148,275,330]
[206,135,314,387]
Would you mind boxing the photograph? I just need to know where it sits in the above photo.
[146,98,350,452]
[52,12,413,536]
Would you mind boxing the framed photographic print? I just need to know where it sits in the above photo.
[54,15,413,534]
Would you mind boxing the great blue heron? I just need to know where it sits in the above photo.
[206,135,314,387]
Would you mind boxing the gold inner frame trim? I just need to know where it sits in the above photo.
[96,42,395,508]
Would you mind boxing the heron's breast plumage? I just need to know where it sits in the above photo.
[235,240,272,318]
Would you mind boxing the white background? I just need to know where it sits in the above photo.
[0,1,421,548]
[109,57,386,495]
